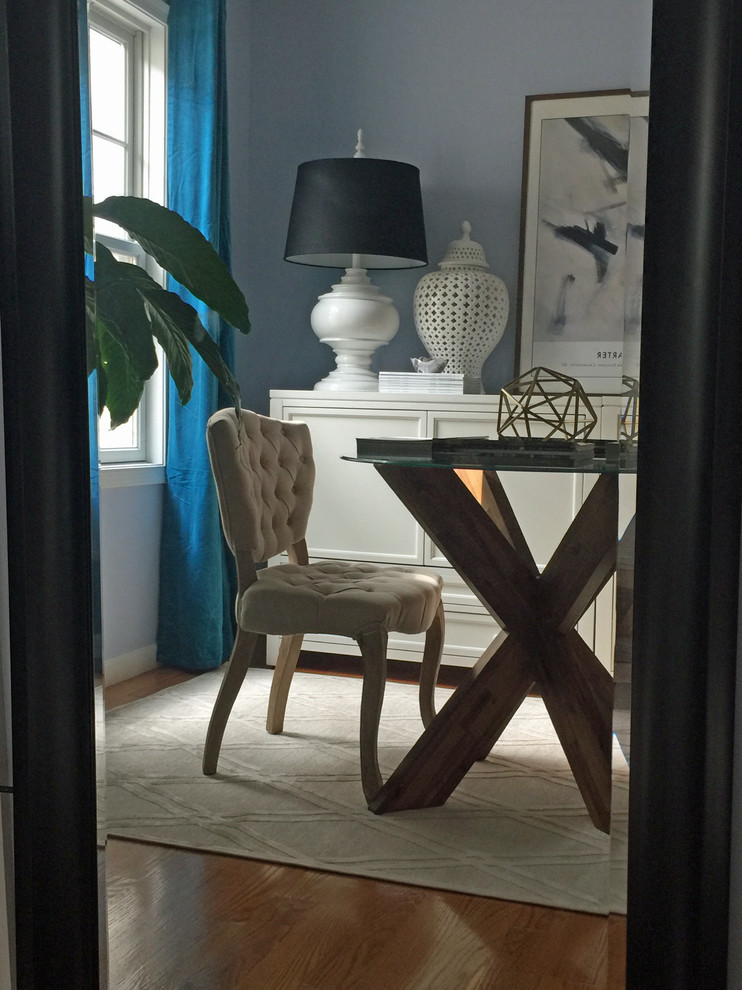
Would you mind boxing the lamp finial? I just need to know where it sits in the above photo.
[354,129,366,158]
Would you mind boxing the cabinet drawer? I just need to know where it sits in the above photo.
[437,565,485,611]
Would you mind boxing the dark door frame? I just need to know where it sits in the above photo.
[1,0,739,987]
[628,0,741,986]
[0,0,99,987]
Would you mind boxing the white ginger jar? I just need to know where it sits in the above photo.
[413,221,509,390]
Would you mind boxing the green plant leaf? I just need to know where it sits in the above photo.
[139,289,195,407]
[139,286,242,411]
[85,275,98,375]
[98,317,147,428]
[88,198,248,425]
[94,244,160,382]
[83,196,94,256]
[92,196,251,334]
[94,244,159,426]
[96,362,108,417]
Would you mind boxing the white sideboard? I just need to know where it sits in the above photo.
[268,389,635,672]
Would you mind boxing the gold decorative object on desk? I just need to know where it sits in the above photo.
[620,375,640,444]
[497,366,597,440]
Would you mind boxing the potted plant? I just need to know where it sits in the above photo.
[85,195,250,427]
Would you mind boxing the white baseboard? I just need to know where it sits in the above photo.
[104,645,158,686]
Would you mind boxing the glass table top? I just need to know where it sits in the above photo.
[344,436,638,474]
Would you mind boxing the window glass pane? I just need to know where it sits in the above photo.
[89,29,127,141]
[99,408,139,452]
[92,136,127,237]
[92,135,127,199]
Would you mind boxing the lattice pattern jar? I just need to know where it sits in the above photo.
[413,222,509,391]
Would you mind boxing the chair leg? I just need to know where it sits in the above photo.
[356,625,388,803]
[419,600,445,728]
[202,629,260,775]
[266,633,304,734]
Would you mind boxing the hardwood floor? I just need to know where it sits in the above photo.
[104,664,626,989]
[106,840,625,990]
[105,665,197,709]
[103,655,470,712]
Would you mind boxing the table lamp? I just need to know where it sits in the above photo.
[284,131,427,390]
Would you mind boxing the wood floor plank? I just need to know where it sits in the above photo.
[104,666,199,709]
[106,839,625,989]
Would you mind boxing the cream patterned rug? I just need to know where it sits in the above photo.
[105,667,629,915]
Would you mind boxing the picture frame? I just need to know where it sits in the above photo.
[515,90,649,393]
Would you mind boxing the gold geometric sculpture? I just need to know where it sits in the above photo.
[497,366,597,440]
[620,375,639,444]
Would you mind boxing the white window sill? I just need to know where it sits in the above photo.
[99,462,166,489]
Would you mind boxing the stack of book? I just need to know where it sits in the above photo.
[378,372,481,394]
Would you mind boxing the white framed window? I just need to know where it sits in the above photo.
[89,0,168,468]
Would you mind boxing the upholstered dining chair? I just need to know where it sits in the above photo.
[202,407,445,803]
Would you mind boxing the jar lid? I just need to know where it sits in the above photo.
[438,221,489,269]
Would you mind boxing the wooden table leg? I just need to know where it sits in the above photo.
[367,631,535,813]
[369,465,620,832]
[531,475,617,830]
[535,630,614,833]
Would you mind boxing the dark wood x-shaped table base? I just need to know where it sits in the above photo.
[368,465,618,833]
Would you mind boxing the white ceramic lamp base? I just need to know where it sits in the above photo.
[311,268,399,391]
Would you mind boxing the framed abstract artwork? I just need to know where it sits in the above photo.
[515,90,649,393]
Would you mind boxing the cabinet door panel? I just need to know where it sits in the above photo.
[280,406,426,564]
[498,472,587,569]
[428,410,498,441]
[425,411,497,567]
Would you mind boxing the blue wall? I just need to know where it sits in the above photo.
[226,0,653,412]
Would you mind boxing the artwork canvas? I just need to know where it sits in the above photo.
[516,91,649,393]
[623,109,649,384]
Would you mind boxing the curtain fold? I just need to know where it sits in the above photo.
[157,0,236,671]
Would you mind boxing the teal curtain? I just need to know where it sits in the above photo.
[157,0,236,670]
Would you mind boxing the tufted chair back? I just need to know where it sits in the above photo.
[207,408,315,564]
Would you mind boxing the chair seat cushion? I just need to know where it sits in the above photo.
[238,560,442,639]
